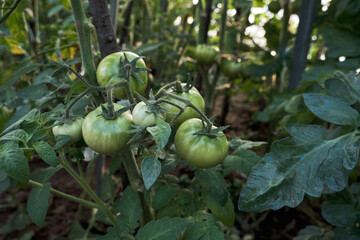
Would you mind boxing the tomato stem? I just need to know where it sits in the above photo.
[59,151,119,228]
[28,180,99,209]
[105,85,116,119]
[65,89,91,119]
[124,67,136,105]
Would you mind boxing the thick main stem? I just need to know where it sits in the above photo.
[28,180,98,209]
[70,0,103,106]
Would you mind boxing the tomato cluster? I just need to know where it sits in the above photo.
[54,51,229,168]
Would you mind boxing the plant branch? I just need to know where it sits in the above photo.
[70,0,104,106]
[0,0,22,24]
[28,180,98,209]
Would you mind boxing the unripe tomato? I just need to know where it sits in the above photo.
[82,103,133,155]
[161,84,205,128]
[193,45,219,65]
[132,101,166,127]
[175,118,229,168]
[96,51,148,99]
[52,117,84,143]
[220,58,243,78]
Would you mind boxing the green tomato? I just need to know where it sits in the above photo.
[82,103,133,155]
[52,117,84,143]
[0,106,13,132]
[220,58,243,78]
[96,51,148,99]
[174,118,229,169]
[132,101,166,127]
[193,45,219,64]
[161,84,205,128]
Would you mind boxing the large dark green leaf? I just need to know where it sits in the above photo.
[27,182,51,227]
[141,156,161,190]
[303,93,359,126]
[238,132,360,212]
[321,203,357,227]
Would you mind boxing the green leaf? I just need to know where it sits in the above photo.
[135,42,164,55]
[302,65,337,84]
[238,132,360,212]
[2,108,40,136]
[319,26,360,58]
[202,191,235,227]
[65,80,87,103]
[303,93,359,126]
[223,148,261,175]
[321,203,357,227]
[113,186,142,234]
[153,185,178,210]
[0,129,31,143]
[146,121,171,149]
[183,213,225,240]
[141,156,161,189]
[1,63,43,90]
[0,211,29,235]
[30,165,62,182]
[286,125,328,144]
[33,141,58,167]
[18,84,47,101]
[135,217,188,240]
[229,137,267,150]
[0,142,30,183]
[53,135,72,150]
[6,0,29,44]
[293,226,325,240]
[325,78,357,105]
[27,182,51,227]
[195,169,229,206]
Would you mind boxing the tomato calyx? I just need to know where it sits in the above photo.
[134,90,173,119]
[97,104,133,120]
[118,54,151,85]
[194,116,230,138]
[172,75,196,93]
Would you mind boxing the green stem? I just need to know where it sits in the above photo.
[59,152,118,227]
[219,0,228,53]
[0,0,22,24]
[65,89,91,118]
[124,66,136,104]
[70,0,103,106]
[120,149,154,225]
[28,180,98,209]
[120,149,140,189]
[106,85,116,118]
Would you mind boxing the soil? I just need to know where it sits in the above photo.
[0,92,326,240]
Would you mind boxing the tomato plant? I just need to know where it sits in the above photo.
[175,118,229,168]
[82,103,133,155]
[160,83,205,127]
[52,117,84,143]
[0,106,13,132]
[96,51,148,99]
[132,101,166,127]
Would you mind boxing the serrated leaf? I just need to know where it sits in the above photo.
[195,169,229,206]
[238,132,360,212]
[27,182,51,227]
[135,217,188,240]
[321,203,357,227]
[0,142,30,183]
[0,129,31,143]
[113,186,142,233]
[33,141,58,167]
[141,156,161,189]
[202,191,235,227]
[223,148,261,176]
[303,93,359,126]
[146,121,171,149]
